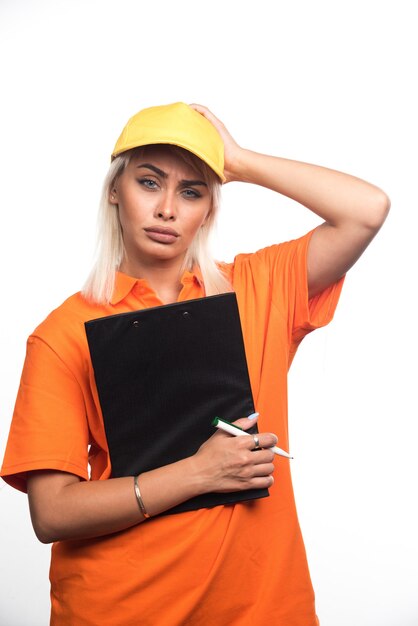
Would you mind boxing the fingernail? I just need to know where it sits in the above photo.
[247,412,259,420]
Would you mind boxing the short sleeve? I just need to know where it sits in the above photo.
[232,229,344,362]
[1,335,90,492]
[268,229,345,354]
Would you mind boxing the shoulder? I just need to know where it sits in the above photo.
[223,230,314,283]
[28,292,109,373]
[32,292,100,340]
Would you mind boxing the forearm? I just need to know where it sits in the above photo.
[231,148,389,230]
[28,457,203,543]
[190,103,390,296]
[28,419,277,544]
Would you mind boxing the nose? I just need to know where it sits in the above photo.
[155,191,177,221]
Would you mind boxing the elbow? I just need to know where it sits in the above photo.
[35,532,54,545]
[31,516,61,544]
[364,189,391,232]
[29,499,68,543]
[29,498,60,543]
[27,470,83,543]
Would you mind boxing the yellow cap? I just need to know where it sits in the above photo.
[111,102,225,182]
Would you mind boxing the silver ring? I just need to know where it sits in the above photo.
[252,434,261,450]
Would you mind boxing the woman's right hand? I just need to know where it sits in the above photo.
[27,416,277,543]
[191,415,277,494]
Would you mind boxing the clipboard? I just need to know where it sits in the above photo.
[85,292,269,515]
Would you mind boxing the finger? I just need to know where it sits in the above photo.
[251,448,275,463]
[188,103,228,138]
[244,432,278,450]
[251,462,275,477]
[232,414,259,431]
[249,475,275,489]
[232,415,278,447]
[188,102,206,112]
[189,103,218,122]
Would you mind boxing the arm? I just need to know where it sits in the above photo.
[27,416,276,543]
[190,104,390,297]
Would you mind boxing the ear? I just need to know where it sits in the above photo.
[109,186,118,205]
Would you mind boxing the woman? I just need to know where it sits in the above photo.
[1,102,390,625]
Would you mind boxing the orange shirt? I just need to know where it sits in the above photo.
[1,231,344,626]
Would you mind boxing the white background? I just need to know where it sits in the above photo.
[0,1,417,625]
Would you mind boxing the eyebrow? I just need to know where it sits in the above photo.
[136,163,207,187]
[137,163,167,178]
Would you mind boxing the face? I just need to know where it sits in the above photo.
[110,147,212,275]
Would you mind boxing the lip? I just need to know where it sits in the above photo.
[144,226,180,244]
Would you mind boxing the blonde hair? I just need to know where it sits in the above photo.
[82,145,232,304]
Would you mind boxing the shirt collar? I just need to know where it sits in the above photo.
[181,266,203,287]
[110,268,203,305]
[110,272,141,305]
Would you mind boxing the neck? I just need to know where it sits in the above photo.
[119,256,187,304]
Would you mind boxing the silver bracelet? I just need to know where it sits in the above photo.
[133,475,150,519]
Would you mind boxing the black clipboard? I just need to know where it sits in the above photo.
[85,293,269,515]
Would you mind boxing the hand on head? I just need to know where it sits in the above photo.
[189,103,244,183]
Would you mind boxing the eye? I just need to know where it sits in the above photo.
[182,188,202,199]
[138,178,159,190]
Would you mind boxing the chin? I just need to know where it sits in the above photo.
[144,245,186,263]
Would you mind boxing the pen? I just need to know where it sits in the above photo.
[212,417,294,459]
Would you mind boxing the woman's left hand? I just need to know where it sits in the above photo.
[190,103,390,300]
[189,103,245,183]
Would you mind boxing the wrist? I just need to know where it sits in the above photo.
[136,456,210,518]
[182,454,212,496]
[133,475,151,519]
[225,148,260,184]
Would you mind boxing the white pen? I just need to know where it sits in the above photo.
[212,417,294,459]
